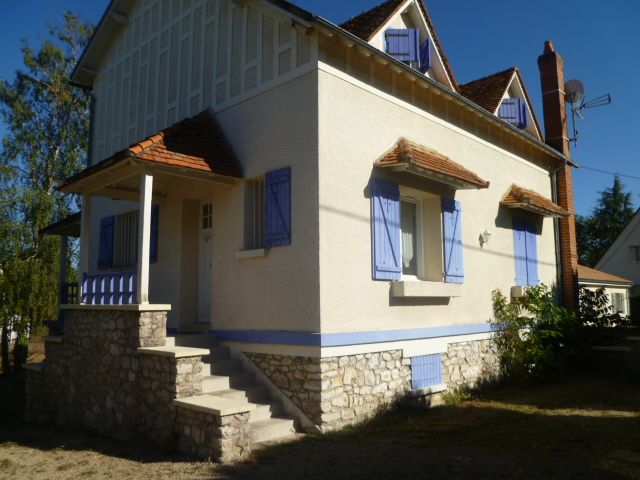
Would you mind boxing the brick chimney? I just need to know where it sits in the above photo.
[537,40,578,310]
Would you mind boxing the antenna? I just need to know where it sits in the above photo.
[564,79,611,147]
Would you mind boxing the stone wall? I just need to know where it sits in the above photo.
[247,350,411,431]
[443,339,498,389]
[176,408,251,462]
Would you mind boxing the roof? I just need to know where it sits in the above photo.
[58,110,242,190]
[577,264,633,286]
[40,213,81,237]
[500,184,569,217]
[340,0,459,91]
[459,67,542,137]
[375,137,490,189]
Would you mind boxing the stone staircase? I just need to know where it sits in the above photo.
[165,333,298,446]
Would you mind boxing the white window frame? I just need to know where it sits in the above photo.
[630,245,640,263]
[400,196,424,281]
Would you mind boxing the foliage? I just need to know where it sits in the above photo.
[490,285,631,384]
[576,176,635,267]
[0,13,92,374]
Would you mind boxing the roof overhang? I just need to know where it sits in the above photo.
[500,184,569,218]
[40,213,81,237]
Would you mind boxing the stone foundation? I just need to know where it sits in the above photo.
[443,339,498,389]
[176,408,251,462]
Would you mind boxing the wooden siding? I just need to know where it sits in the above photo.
[92,0,316,163]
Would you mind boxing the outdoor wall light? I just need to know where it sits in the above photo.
[479,230,492,247]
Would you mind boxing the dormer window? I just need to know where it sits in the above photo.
[498,98,528,129]
[384,29,430,73]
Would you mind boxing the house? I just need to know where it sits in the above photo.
[26,0,579,461]
[595,208,640,319]
[577,264,632,316]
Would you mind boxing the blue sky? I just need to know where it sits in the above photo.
[1,0,638,215]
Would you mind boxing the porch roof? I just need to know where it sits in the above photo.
[40,212,81,237]
[58,110,243,195]
[500,184,569,218]
[374,137,490,190]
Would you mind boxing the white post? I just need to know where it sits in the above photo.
[79,195,92,303]
[137,172,154,304]
[59,236,68,302]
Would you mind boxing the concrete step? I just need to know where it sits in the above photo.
[201,347,230,362]
[209,385,270,403]
[249,417,296,444]
[165,334,218,348]
[207,358,243,375]
[248,402,283,423]
[177,323,210,334]
[252,433,305,451]
[201,372,254,392]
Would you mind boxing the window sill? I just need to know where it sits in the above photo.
[510,285,532,298]
[391,281,461,298]
[408,383,447,397]
[235,248,267,260]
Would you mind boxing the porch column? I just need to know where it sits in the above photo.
[79,195,92,302]
[59,236,68,303]
[137,172,154,304]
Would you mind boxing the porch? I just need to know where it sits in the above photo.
[50,110,243,326]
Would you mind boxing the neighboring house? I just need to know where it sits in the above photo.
[577,264,632,316]
[28,0,580,460]
[595,208,640,319]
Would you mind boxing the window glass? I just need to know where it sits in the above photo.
[244,177,265,249]
[401,200,417,276]
[202,203,212,230]
[114,211,138,268]
[632,246,640,262]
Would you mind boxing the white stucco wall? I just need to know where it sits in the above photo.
[580,284,631,315]
[316,65,558,334]
[596,213,640,285]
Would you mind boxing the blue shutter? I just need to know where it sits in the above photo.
[385,28,419,63]
[513,218,528,286]
[525,220,539,285]
[499,99,528,129]
[371,177,401,280]
[419,39,431,73]
[411,354,442,389]
[150,204,159,263]
[442,198,464,283]
[264,167,291,248]
[98,216,115,269]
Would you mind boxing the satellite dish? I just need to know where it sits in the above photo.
[564,79,584,105]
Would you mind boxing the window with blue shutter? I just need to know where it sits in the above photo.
[264,167,291,248]
[419,39,431,73]
[513,218,539,286]
[371,177,401,280]
[98,216,115,269]
[385,28,419,64]
[442,198,464,284]
[411,354,443,389]
[150,204,159,263]
[498,98,528,129]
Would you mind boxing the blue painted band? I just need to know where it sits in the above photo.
[209,322,493,347]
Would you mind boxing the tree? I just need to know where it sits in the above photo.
[0,13,92,374]
[577,176,636,267]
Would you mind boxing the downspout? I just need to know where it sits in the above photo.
[550,160,568,304]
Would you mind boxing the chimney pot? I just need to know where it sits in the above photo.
[543,40,555,54]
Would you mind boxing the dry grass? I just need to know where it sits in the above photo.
[1,372,639,480]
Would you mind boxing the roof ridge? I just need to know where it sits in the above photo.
[460,67,516,88]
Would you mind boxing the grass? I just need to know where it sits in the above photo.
[0,371,638,479]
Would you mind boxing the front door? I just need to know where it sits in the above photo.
[198,201,213,324]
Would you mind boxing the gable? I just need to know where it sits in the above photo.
[340,0,457,91]
[596,208,640,276]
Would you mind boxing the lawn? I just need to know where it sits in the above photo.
[1,372,639,480]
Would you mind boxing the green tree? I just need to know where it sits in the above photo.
[576,176,635,267]
[0,13,92,374]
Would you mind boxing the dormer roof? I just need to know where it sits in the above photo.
[340,0,458,92]
[460,67,542,140]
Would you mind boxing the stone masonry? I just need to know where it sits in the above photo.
[443,339,499,389]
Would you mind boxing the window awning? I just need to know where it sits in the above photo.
[374,138,490,190]
[57,110,243,195]
[500,184,569,218]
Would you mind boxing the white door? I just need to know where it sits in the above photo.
[198,201,213,324]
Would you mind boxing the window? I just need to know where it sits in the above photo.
[114,210,139,268]
[630,245,640,262]
[498,98,528,129]
[371,178,463,283]
[244,177,264,249]
[202,202,213,230]
[411,354,443,389]
[384,29,430,73]
[611,292,626,314]
[513,218,539,286]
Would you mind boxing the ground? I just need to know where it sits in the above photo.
[1,370,639,480]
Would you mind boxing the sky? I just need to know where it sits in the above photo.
[1,0,639,215]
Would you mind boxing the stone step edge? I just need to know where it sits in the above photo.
[44,335,64,343]
[137,346,210,358]
[174,395,255,416]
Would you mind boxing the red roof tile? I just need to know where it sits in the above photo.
[577,264,633,286]
[376,138,489,189]
[340,0,458,91]
[500,184,569,217]
[59,110,242,190]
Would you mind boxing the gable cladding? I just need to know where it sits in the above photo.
[90,0,315,164]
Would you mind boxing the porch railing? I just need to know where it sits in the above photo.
[81,271,137,305]
[60,282,79,305]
